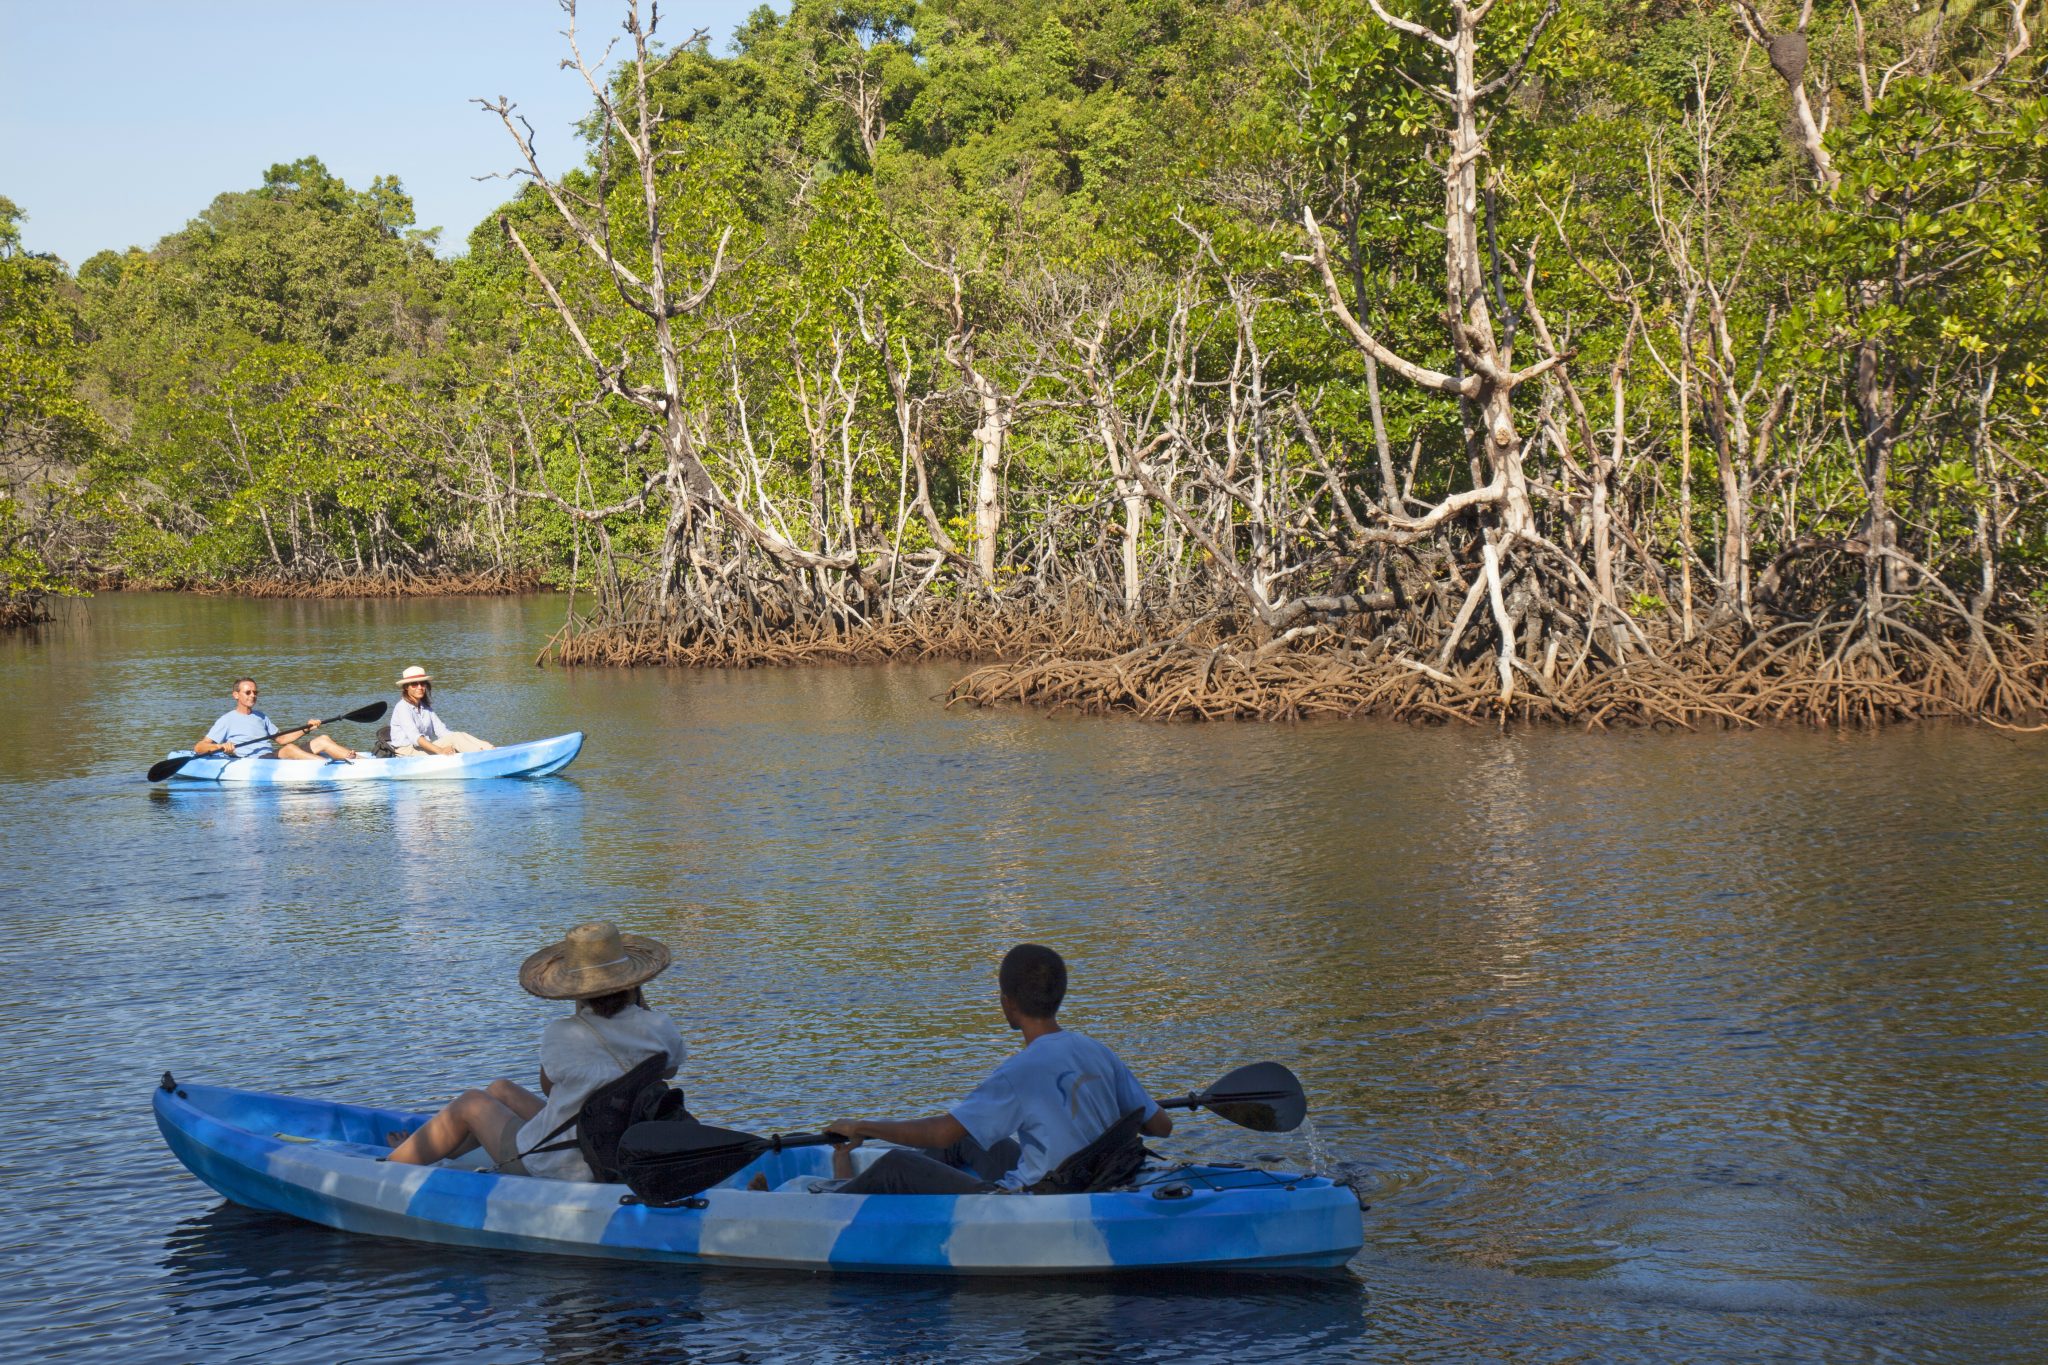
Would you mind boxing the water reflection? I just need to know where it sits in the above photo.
[162,1204,1372,1365]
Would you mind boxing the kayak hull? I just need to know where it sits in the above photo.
[155,732,583,783]
[154,1080,1364,1275]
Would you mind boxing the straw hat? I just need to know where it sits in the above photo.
[395,665,433,687]
[520,921,671,1000]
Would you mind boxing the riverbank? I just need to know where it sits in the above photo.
[948,623,2048,728]
[87,568,546,599]
[0,598,49,630]
[542,597,1152,669]
[538,599,2048,729]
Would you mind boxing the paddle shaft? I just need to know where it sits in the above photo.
[750,1071,1297,1154]
[1160,1086,1294,1113]
[209,711,355,754]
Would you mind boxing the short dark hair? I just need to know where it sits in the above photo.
[999,944,1067,1018]
[579,986,645,1018]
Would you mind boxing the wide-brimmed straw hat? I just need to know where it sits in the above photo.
[520,921,671,1000]
[395,665,433,687]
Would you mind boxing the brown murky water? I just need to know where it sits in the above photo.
[1,593,2043,1361]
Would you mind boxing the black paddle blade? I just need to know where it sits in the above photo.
[618,1120,772,1201]
[1195,1061,1308,1133]
[618,1122,847,1203]
[146,754,195,783]
[343,701,388,724]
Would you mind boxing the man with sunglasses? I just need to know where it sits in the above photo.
[192,678,362,762]
[389,666,494,756]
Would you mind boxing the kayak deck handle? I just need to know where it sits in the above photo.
[621,1194,710,1210]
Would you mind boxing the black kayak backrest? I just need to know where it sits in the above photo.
[519,1051,688,1182]
[1032,1106,1150,1195]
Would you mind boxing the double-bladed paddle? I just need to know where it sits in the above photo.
[622,1061,1310,1201]
[146,701,389,782]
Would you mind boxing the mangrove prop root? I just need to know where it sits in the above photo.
[540,590,2048,729]
[945,622,2048,729]
[195,569,546,600]
[547,597,1182,671]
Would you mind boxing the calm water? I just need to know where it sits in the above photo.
[1,593,2043,1362]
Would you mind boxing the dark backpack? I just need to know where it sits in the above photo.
[519,1050,690,1182]
[1031,1107,1150,1195]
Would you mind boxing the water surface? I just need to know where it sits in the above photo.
[1,593,2043,1361]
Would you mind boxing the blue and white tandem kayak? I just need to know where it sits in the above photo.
[154,1078,1366,1274]
[154,732,583,783]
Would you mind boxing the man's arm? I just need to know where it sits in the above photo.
[1141,1109,1173,1138]
[825,1114,969,1149]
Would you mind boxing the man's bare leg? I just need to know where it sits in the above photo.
[305,733,359,760]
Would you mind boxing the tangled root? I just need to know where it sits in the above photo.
[547,598,1165,669]
[0,597,50,630]
[183,568,545,599]
[946,623,2048,729]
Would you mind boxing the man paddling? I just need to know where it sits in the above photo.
[822,944,1172,1194]
[192,678,361,762]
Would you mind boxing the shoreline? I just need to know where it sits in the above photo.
[29,589,2047,729]
[541,609,2048,730]
[83,569,548,600]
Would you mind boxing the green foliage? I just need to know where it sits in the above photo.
[29,0,2048,629]
[0,195,104,610]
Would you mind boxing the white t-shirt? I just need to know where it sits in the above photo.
[515,1003,687,1181]
[948,1030,1159,1190]
[389,699,443,747]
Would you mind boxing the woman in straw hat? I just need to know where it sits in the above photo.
[387,922,685,1178]
[388,666,494,757]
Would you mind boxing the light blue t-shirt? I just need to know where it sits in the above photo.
[205,708,279,757]
[949,1030,1160,1190]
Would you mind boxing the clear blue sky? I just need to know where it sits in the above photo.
[0,1,767,269]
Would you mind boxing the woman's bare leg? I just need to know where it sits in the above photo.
[388,1089,522,1166]
[487,1077,543,1121]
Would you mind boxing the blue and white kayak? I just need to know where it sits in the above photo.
[154,732,583,783]
[154,1078,1364,1275]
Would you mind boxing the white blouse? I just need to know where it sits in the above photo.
[514,1003,687,1180]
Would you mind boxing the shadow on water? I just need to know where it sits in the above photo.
[161,1203,1372,1365]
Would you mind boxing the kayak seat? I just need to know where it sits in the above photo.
[373,725,398,758]
[1032,1107,1151,1194]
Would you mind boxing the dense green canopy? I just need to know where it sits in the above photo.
[3,0,2042,705]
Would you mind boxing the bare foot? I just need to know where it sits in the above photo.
[746,1173,770,1191]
